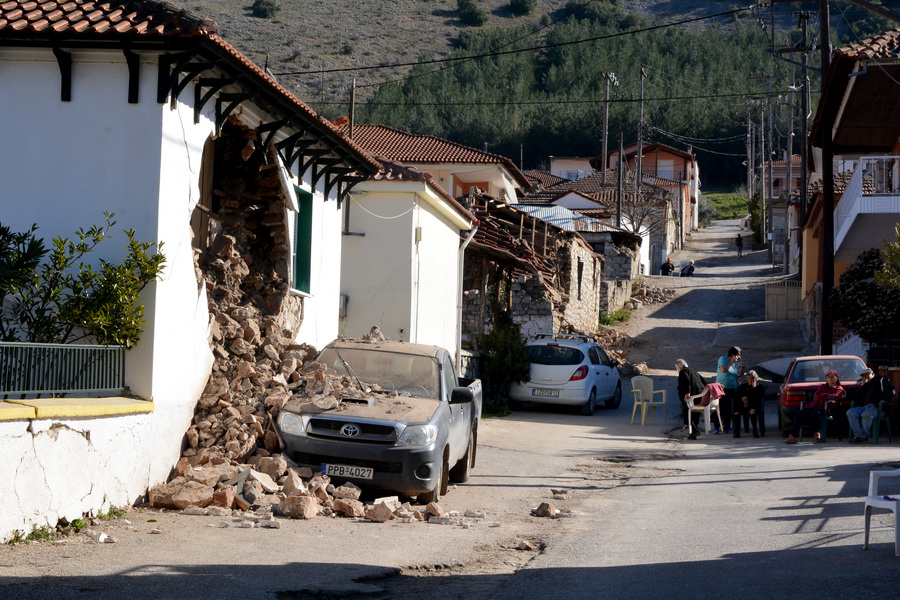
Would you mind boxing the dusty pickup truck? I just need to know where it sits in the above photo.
[276,338,482,504]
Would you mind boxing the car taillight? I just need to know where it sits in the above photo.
[783,390,806,405]
[570,366,589,381]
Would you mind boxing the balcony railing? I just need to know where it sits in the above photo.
[0,342,126,397]
[834,156,900,261]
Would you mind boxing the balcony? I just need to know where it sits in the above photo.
[834,156,900,263]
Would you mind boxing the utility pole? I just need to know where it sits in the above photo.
[617,133,623,229]
[767,91,775,265]
[349,78,356,139]
[601,73,612,183]
[635,67,646,204]
[784,64,794,275]
[747,115,754,207]
[820,0,834,354]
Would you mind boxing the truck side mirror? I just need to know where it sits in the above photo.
[450,387,475,405]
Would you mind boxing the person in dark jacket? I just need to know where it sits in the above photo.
[736,370,765,437]
[680,260,695,277]
[676,358,707,439]
[660,257,675,276]
[848,368,895,443]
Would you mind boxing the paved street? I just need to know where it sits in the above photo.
[1,220,898,599]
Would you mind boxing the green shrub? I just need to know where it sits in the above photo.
[477,308,530,407]
[340,43,354,56]
[598,308,631,326]
[508,0,536,16]
[458,0,488,26]
[252,0,278,19]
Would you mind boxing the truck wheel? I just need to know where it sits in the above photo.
[581,389,596,416]
[418,454,448,505]
[449,434,474,484]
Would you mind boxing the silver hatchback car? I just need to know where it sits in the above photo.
[507,333,622,415]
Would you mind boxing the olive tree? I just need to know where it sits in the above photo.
[829,247,900,344]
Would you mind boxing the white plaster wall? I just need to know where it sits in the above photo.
[294,182,345,351]
[410,194,464,351]
[339,191,414,341]
[0,48,213,540]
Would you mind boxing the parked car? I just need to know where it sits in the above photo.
[776,355,868,436]
[276,339,482,504]
[508,333,622,415]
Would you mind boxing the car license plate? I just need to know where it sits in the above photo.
[323,463,374,480]
[532,388,559,397]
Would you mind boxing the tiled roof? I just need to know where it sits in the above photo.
[519,170,633,205]
[523,170,567,190]
[370,158,475,223]
[341,124,531,188]
[468,208,555,280]
[837,28,900,60]
[0,0,380,173]
[807,169,875,196]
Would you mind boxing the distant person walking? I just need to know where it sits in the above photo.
[735,234,744,258]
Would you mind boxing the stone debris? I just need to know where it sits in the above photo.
[550,488,568,500]
[518,540,535,551]
[532,502,559,518]
[629,279,677,307]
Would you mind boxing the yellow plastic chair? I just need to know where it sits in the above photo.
[630,376,666,425]
[864,468,900,556]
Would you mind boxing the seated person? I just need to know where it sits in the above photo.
[785,370,844,444]
[848,367,895,443]
[680,260,695,277]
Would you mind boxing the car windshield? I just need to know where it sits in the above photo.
[318,347,440,399]
[528,345,584,366]
[788,358,866,383]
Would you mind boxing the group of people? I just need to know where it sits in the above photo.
[660,258,694,277]
[784,366,895,444]
[675,347,896,444]
[676,346,764,440]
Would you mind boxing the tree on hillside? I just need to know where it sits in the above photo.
[508,0,536,16]
[829,247,900,344]
[458,0,488,26]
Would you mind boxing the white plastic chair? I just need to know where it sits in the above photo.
[630,376,666,425]
[685,385,724,434]
[864,468,900,556]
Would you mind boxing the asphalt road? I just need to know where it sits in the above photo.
[2,220,898,599]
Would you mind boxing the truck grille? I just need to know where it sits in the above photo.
[292,452,403,474]
[307,418,397,442]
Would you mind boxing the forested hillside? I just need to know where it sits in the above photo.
[165,0,900,185]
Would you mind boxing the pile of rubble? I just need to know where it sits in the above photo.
[627,279,677,309]
[147,449,497,525]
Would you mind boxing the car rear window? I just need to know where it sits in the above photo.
[788,359,866,383]
[528,345,584,365]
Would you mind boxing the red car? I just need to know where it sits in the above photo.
[777,355,868,436]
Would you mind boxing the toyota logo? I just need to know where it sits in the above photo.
[340,424,361,438]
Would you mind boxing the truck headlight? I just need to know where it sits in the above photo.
[277,411,307,437]
[396,424,438,447]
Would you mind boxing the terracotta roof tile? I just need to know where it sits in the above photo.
[368,158,474,223]
[340,124,531,189]
[0,0,381,174]
[523,170,567,189]
[837,28,900,60]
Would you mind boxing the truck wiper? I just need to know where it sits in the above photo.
[334,348,368,393]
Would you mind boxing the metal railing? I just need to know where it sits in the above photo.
[836,156,900,248]
[0,342,126,397]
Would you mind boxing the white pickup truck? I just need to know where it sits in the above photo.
[276,339,482,504]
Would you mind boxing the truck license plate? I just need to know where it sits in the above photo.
[532,388,559,397]
[323,463,374,480]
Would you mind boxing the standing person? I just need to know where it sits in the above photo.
[785,370,844,444]
[680,260,695,277]
[716,346,743,435]
[735,233,744,258]
[660,257,675,276]
[848,368,895,443]
[736,370,765,437]
[676,359,707,439]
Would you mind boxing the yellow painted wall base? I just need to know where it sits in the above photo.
[0,397,154,420]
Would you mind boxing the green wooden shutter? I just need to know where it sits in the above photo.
[293,187,313,294]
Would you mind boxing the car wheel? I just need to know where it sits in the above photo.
[418,457,444,505]
[581,388,596,416]
[449,432,474,484]
[605,382,622,409]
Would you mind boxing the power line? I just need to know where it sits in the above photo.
[273,6,752,77]
[646,125,746,144]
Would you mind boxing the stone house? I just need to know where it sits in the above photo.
[0,0,378,540]
[460,192,603,346]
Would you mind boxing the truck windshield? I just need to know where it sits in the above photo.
[318,347,441,399]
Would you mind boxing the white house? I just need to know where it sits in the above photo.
[0,0,378,540]
[339,159,475,354]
